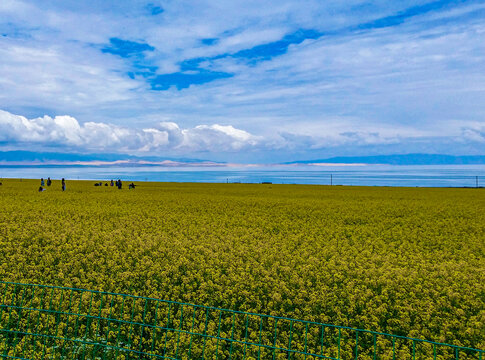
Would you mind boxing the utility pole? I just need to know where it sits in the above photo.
[477,176,479,188]
[330,174,333,186]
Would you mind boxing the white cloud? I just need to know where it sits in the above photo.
[461,127,485,143]
[0,38,140,118]
[0,109,261,152]
[274,129,400,150]
[181,124,260,151]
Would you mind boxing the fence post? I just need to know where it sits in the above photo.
[215,310,223,359]
[187,306,197,359]
[338,328,341,359]
[273,318,278,360]
[288,320,294,360]
[373,334,377,360]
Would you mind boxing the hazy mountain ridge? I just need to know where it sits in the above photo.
[287,154,485,165]
[0,151,221,166]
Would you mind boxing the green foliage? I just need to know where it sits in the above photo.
[0,179,484,358]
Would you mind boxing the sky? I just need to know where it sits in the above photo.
[0,0,484,163]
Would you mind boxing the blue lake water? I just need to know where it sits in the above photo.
[1,165,484,187]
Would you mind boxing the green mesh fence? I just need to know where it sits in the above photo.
[0,282,483,359]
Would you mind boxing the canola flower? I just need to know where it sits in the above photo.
[0,179,483,358]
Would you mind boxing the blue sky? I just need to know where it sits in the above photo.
[0,0,484,162]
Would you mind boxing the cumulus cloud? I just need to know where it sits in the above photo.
[181,124,260,151]
[0,110,261,152]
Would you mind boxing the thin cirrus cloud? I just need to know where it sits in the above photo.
[98,0,485,91]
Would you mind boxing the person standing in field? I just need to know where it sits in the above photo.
[47,177,52,186]
[40,178,45,186]
[61,178,66,191]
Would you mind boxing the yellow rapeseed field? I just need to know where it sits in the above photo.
[0,178,484,352]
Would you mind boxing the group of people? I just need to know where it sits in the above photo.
[38,177,136,192]
[38,177,65,192]
[93,179,136,190]
[94,180,118,187]
[114,179,136,189]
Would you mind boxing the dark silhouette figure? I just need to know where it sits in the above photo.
[117,179,122,189]
[110,180,114,186]
[47,177,52,186]
[129,183,136,189]
[61,178,66,191]
[40,178,45,186]
[38,186,45,192]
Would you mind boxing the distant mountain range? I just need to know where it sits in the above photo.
[1,151,485,166]
[0,151,223,166]
[287,154,485,165]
